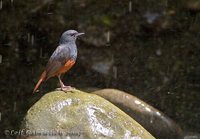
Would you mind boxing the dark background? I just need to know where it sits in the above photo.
[0,0,200,137]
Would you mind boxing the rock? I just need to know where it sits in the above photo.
[91,89,183,139]
[19,89,155,139]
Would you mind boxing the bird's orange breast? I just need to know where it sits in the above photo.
[55,59,75,75]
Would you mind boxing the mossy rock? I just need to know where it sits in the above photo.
[20,89,155,139]
[92,89,183,139]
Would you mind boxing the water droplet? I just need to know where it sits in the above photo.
[106,31,110,43]
[129,1,132,13]
[113,66,117,79]
[31,35,34,45]
[27,33,30,42]
[40,48,43,58]
[0,55,2,64]
[13,102,17,112]
[0,0,2,10]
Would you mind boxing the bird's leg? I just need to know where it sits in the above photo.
[58,75,66,88]
[57,75,73,92]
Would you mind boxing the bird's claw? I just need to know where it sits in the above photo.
[56,86,75,93]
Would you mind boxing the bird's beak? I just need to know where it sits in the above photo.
[76,32,85,37]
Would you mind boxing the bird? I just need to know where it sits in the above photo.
[33,30,84,94]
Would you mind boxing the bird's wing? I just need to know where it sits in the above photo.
[45,45,71,79]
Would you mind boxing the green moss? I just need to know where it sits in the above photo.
[22,89,155,139]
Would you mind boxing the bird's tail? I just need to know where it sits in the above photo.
[33,71,47,94]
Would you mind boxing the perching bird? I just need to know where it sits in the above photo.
[33,30,84,94]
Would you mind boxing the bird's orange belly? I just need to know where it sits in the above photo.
[56,59,75,75]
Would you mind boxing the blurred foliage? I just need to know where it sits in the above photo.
[0,0,200,138]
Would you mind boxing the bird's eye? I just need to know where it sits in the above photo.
[70,33,75,36]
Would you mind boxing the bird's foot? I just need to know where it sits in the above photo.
[56,86,75,93]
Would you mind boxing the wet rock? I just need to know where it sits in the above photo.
[92,89,183,139]
[19,89,155,139]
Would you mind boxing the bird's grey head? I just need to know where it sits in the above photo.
[59,30,84,44]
